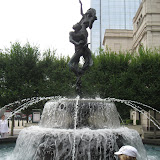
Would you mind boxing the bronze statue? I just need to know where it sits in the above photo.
[68,0,97,96]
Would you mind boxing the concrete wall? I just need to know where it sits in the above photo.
[103,29,133,53]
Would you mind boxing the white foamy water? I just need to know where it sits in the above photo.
[40,98,120,129]
[147,156,159,160]
[4,126,147,160]
[2,98,159,160]
[72,96,79,160]
[2,141,160,160]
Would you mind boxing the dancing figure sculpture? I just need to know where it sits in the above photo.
[68,0,97,96]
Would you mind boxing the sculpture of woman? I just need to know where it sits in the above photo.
[68,0,97,77]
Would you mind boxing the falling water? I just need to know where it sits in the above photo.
[3,97,160,159]
[0,98,28,113]
[72,96,79,160]
[125,102,160,129]
[8,127,147,160]
[6,96,61,120]
[106,98,160,129]
[6,98,148,160]
[0,97,48,113]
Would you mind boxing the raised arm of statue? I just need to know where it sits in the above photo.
[79,0,84,16]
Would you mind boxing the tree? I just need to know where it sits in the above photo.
[38,49,75,97]
[1,43,160,120]
[2,42,41,103]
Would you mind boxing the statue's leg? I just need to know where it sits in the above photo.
[68,49,82,76]
[82,48,93,72]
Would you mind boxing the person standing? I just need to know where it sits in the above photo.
[0,115,9,138]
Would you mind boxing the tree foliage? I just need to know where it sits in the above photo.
[0,43,160,119]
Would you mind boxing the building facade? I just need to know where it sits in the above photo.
[103,29,133,53]
[133,0,160,51]
[91,0,141,53]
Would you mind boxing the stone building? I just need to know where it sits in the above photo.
[103,0,160,53]
[103,29,133,53]
[91,0,141,53]
[132,0,160,51]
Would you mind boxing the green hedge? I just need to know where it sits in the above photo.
[0,43,160,119]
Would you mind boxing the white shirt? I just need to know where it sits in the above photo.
[0,119,9,133]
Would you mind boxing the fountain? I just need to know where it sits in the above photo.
[8,97,148,160]
[2,1,155,160]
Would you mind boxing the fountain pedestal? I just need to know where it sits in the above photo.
[40,99,120,129]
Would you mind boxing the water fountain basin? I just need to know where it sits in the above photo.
[10,126,147,160]
[40,98,120,129]
[9,98,147,160]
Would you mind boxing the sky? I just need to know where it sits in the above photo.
[0,0,90,57]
